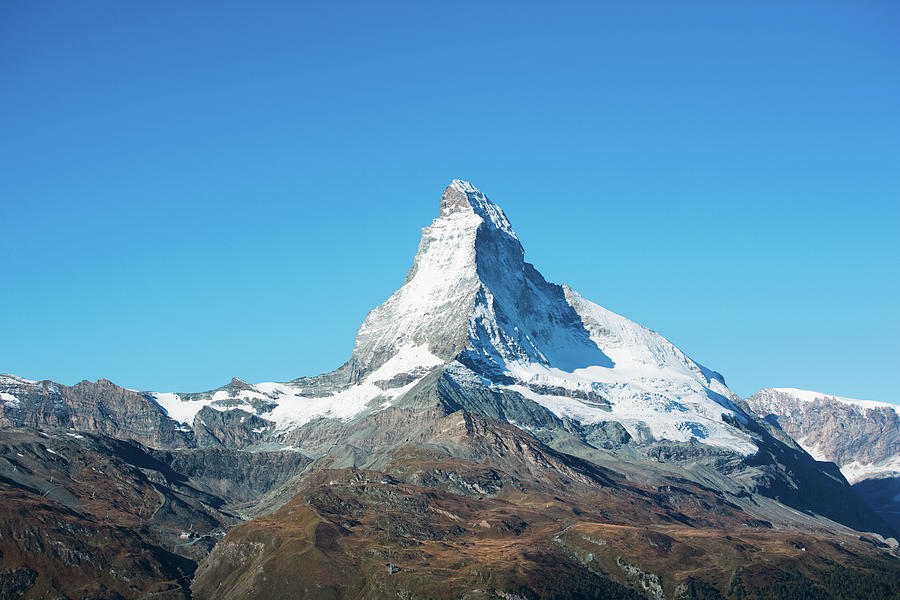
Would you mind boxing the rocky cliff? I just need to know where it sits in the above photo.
[747,388,899,484]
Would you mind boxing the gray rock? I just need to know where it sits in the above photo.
[192,407,274,449]
[0,375,192,449]
[747,388,899,478]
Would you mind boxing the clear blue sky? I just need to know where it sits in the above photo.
[2,2,898,402]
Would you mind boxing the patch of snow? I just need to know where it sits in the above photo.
[64,432,84,440]
[841,457,900,484]
[266,380,386,430]
[1,391,20,408]
[151,357,444,432]
[151,392,210,424]
[151,390,260,424]
[505,367,755,455]
[208,389,270,404]
[255,344,440,431]
[368,345,443,381]
[352,193,485,373]
[481,287,758,455]
[795,436,830,462]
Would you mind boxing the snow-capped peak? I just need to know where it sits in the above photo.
[439,179,517,239]
[147,181,759,455]
[345,180,757,454]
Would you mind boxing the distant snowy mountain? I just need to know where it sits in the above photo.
[747,387,900,483]
[133,180,759,453]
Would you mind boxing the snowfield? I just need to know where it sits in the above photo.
[151,345,444,431]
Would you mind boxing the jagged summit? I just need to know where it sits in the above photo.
[350,178,598,382]
[439,179,517,238]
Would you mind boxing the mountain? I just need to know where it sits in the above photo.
[104,180,757,454]
[747,388,899,484]
[2,180,899,599]
[747,387,900,532]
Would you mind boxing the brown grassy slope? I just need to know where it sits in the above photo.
[0,485,195,600]
[0,429,237,599]
[194,463,900,600]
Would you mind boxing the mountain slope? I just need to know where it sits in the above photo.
[194,407,900,600]
[345,180,756,454]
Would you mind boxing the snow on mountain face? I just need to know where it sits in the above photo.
[511,287,753,452]
[151,345,444,432]
[349,181,489,378]
[747,388,900,483]
[0,374,35,409]
[148,180,757,453]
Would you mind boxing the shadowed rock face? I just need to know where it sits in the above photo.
[853,477,900,534]
[149,446,313,505]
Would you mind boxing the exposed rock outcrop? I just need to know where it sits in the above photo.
[747,388,899,483]
[0,375,192,449]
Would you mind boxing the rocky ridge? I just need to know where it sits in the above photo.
[747,388,899,484]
